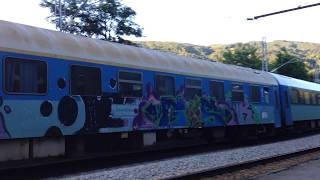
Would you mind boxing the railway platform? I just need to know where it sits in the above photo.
[258,158,320,180]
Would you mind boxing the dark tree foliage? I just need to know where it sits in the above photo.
[222,43,261,70]
[40,0,143,43]
[272,48,311,81]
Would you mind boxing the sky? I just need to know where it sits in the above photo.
[0,0,320,46]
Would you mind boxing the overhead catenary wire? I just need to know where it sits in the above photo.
[247,2,320,20]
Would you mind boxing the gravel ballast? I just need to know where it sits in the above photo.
[55,134,320,180]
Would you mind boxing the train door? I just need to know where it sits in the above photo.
[279,86,293,126]
[70,65,108,132]
[273,87,281,128]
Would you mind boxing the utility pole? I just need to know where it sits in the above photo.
[247,2,320,82]
[261,37,268,71]
[55,0,64,31]
[311,59,320,83]
[315,66,320,83]
[59,0,62,30]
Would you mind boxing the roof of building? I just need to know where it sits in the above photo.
[270,73,320,91]
[0,20,278,85]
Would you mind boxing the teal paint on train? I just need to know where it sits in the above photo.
[291,105,320,121]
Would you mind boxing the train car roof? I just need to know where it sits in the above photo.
[0,20,278,86]
[270,73,320,92]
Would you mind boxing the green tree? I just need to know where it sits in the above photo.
[272,48,311,81]
[222,43,261,69]
[40,0,143,43]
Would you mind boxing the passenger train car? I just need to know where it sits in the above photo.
[0,20,319,162]
[271,74,320,128]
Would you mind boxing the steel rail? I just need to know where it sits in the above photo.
[169,146,320,179]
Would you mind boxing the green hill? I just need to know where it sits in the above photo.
[137,40,320,63]
[137,41,214,60]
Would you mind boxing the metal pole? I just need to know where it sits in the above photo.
[315,66,320,83]
[261,37,268,71]
[59,0,62,31]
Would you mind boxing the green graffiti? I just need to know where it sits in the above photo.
[251,105,262,123]
[186,95,202,128]
[141,101,163,126]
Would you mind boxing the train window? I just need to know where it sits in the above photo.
[118,71,142,97]
[155,75,175,96]
[285,90,289,108]
[275,90,279,109]
[185,78,202,100]
[119,71,141,81]
[210,81,224,101]
[316,94,320,105]
[310,92,317,105]
[5,57,47,94]
[263,87,270,104]
[298,89,305,104]
[304,91,311,105]
[290,89,299,104]
[232,84,244,102]
[250,86,260,102]
[70,65,102,95]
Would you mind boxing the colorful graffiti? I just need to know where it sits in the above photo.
[133,83,178,130]
[60,81,269,134]
[201,96,236,126]
[186,95,202,128]
[130,83,265,130]
[0,80,270,139]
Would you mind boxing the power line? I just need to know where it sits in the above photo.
[247,2,320,20]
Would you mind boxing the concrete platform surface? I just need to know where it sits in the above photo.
[258,158,320,180]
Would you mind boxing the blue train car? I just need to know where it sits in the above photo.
[0,20,281,161]
[271,73,320,128]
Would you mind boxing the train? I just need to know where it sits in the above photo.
[0,20,319,162]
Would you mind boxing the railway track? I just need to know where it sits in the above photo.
[52,132,320,180]
[170,146,320,180]
[0,139,237,179]
[1,132,320,179]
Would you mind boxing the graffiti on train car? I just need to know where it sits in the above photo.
[131,83,264,130]
[77,81,266,133]
[0,81,267,138]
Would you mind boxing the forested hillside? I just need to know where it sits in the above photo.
[137,40,320,81]
[137,40,320,62]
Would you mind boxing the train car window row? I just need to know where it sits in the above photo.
[4,57,47,94]
[250,85,260,102]
[290,88,320,105]
[118,71,143,97]
[70,65,102,95]
[232,84,244,102]
[155,75,175,96]
[210,81,224,101]
[185,78,202,100]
